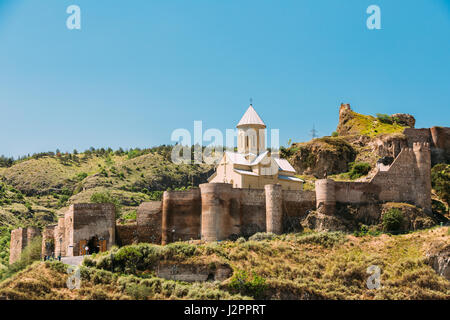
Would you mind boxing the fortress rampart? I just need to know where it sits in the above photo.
[9,140,435,259]
[161,188,202,244]
[9,227,41,264]
[404,127,450,165]
[315,142,432,216]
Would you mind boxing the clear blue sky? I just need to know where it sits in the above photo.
[0,0,449,158]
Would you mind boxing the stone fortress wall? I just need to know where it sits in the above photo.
[9,227,41,264]
[9,128,443,263]
[315,142,432,222]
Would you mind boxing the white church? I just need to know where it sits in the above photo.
[208,104,303,190]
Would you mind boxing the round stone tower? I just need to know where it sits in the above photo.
[200,183,232,242]
[413,142,432,213]
[161,190,173,245]
[315,179,336,215]
[265,184,283,234]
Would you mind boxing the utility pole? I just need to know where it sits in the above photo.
[310,124,319,139]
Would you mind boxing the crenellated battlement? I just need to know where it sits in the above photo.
[413,141,430,152]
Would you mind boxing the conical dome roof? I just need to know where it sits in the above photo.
[237,105,266,128]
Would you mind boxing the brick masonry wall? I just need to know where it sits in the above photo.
[65,203,116,256]
[334,181,377,204]
[26,227,40,246]
[282,190,316,217]
[54,218,65,257]
[329,143,432,213]
[137,201,162,244]
[404,127,450,165]
[9,227,42,264]
[116,223,138,246]
[41,226,56,258]
[9,228,26,264]
[371,148,420,205]
[238,188,266,236]
[162,188,201,244]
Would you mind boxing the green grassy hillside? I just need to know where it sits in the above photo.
[0,147,213,267]
[0,228,448,300]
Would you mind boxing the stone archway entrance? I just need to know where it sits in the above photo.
[87,236,100,254]
[79,236,107,255]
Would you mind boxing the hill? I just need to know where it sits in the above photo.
[0,147,213,268]
[0,228,448,300]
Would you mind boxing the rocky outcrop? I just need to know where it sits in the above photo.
[288,137,356,177]
[380,203,436,232]
[302,202,437,233]
[391,113,415,128]
[301,210,357,232]
[426,244,450,280]
[369,133,408,159]
[336,103,356,136]
[156,263,233,282]
[336,103,409,137]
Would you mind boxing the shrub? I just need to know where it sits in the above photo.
[376,113,394,124]
[293,231,345,248]
[382,208,404,232]
[331,131,339,137]
[431,164,450,204]
[113,246,143,274]
[248,232,276,241]
[236,237,246,244]
[90,191,122,219]
[1,236,42,281]
[57,195,70,207]
[122,210,137,221]
[125,282,153,300]
[148,191,163,201]
[228,270,267,299]
[60,187,72,196]
[165,242,197,259]
[349,162,371,180]
[76,172,88,181]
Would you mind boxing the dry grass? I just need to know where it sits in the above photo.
[3,228,447,300]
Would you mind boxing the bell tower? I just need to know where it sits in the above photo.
[237,103,266,158]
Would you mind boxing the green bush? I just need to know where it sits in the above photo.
[382,208,404,232]
[57,195,70,207]
[292,231,346,248]
[236,237,246,244]
[376,113,394,124]
[331,131,339,137]
[228,270,267,299]
[90,191,122,219]
[349,162,371,179]
[148,191,163,201]
[248,232,276,241]
[113,246,143,274]
[122,210,137,221]
[431,164,450,205]
[0,236,42,281]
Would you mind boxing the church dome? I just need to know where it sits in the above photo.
[237,104,266,128]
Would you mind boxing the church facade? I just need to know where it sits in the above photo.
[208,104,303,190]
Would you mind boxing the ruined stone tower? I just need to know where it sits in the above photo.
[265,184,283,234]
[315,179,336,215]
[9,227,41,264]
[413,142,432,213]
[200,183,232,241]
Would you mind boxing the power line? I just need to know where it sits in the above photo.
[310,124,319,139]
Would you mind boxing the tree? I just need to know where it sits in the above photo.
[90,191,122,220]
